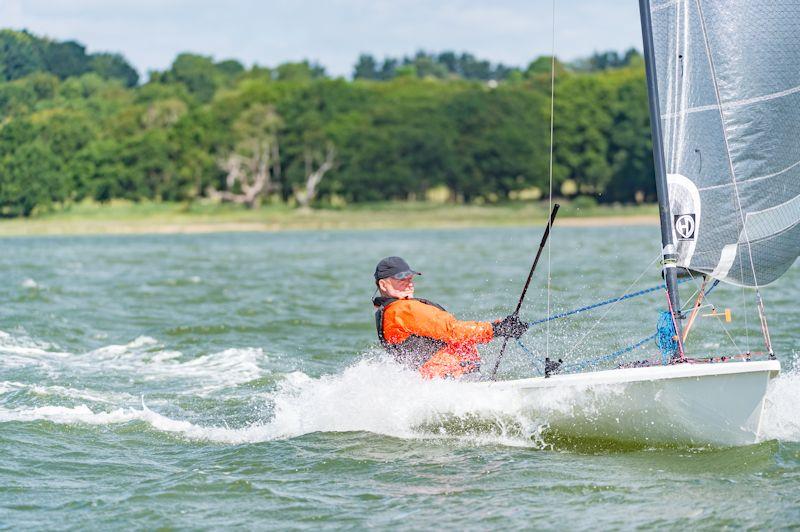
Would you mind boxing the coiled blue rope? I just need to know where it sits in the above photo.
[656,310,678,365]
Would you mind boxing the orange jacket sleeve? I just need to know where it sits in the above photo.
[383,299,494,345]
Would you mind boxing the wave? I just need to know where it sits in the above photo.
[2,327,798,448]
[0,331,266,395]
[0,403,274,444]
[0,380,135,404]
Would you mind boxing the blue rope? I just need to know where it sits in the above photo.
[527,277,691,328]
[513,275,704,376]
[656,310,678,365]
[516,332,658,376]
[560,332,658,373]
[515,340,544,373]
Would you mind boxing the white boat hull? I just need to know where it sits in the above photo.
[473,360,781,447]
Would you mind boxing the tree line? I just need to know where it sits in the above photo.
[0,29,656,217]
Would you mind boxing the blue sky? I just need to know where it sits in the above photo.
[1,0,643,78]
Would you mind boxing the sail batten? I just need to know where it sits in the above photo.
[650,0,800,286]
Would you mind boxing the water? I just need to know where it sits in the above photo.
[1,227,799,528]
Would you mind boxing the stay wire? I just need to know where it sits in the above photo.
[684,269,741,353]
[546,0,556,362]
[564,252,662,358]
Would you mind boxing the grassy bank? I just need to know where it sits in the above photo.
[0,200,659,236]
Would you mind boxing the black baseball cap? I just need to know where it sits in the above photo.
[374,256,422,281]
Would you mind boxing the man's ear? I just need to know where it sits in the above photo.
[377,278,389,293]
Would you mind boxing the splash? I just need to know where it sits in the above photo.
[0,357,597,447]
[760,364,800,442]
[265,357,564,446]
[2,327,798,448]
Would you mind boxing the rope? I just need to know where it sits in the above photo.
[516,332,658,376]
[656,310,678,365]
[512,275,699,377]
[526,276,691,328]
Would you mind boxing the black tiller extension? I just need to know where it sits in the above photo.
[489,204,560,380]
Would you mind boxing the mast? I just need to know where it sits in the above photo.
[638,0,683,340]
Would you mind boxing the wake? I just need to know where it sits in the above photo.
[2,329,799,448]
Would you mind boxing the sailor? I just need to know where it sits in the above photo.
[372,256,528,379]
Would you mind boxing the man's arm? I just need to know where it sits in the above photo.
[387,300,494,345]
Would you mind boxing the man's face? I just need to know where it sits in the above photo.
[378,275,415,299]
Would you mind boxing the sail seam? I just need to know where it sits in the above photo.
[661,83,800,120]
[699,159,800,191]
[651,0,683,13]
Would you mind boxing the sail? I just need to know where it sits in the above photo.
[649,0,800,286]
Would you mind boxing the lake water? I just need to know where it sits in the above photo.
[1,226,798,528]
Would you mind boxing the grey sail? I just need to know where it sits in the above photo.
[649,0,800,286]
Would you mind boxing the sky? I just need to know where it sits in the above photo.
[1,0,644,79]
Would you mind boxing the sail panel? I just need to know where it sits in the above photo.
[650,0,800,286]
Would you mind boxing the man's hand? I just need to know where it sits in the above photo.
[492,314,529,339]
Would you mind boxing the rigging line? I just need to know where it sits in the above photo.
[564,252,661,358]
[546,0,557,363]
[695,0,770,354]
[559,332,659,374]
[684,269,741,352]
[527,276,692,327]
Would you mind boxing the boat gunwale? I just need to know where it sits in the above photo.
[480,359,781,390]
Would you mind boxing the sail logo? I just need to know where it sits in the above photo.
[674,214,696,240]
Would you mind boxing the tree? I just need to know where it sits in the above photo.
[41,40,91,79]
[294,142,336,209]
[0,141,66,216]
[353,54,379,79]
[90,53,139,87]
[163,53,220,102]
[274,61,326,82]
[207,104,283,207]
[215,59,245,79]
[0,30,45,81]
[552,74,614,196]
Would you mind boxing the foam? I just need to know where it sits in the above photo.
[760,365,800,442]
[0,403,273,444]
[2,326,798,447]
[0,380,135,404]
[0,358,558,446]
[0,331,266,395]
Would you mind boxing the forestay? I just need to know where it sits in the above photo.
[650,0,800,286]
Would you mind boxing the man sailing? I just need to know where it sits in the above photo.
[372,256,527,379]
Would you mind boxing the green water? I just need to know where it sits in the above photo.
[1,227,799,529]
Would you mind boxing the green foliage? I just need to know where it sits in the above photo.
[274,61,326,82]
[0,141,67,216]
[0,29,656,217]
[353,51,522,81]
[0,29,138,85]
[90,53,139,87]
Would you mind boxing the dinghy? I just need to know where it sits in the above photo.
[476,360,781,446]
[482,0,798,446]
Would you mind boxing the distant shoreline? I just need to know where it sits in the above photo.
[0,202,659,237]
